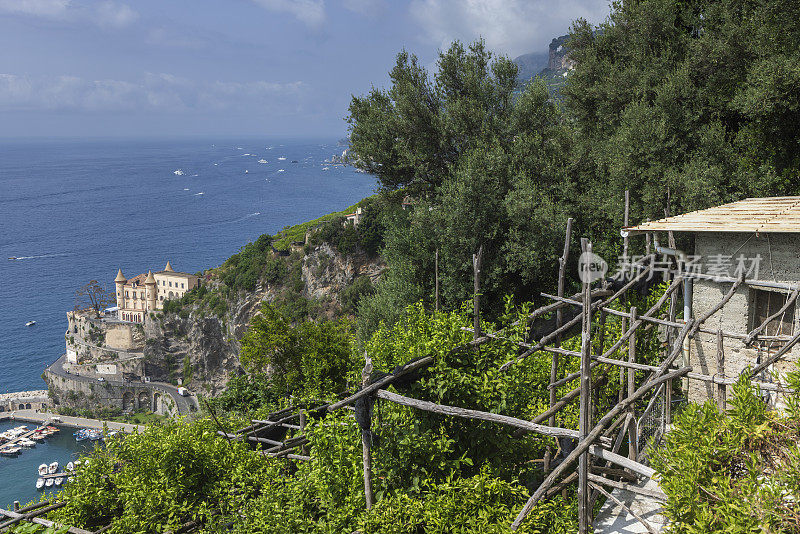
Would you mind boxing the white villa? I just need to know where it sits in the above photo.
[114,261,199,322]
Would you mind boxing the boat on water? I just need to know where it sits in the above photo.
[36,478,45,490]
[0,447,21,456]
[18,438,35,448]
[25,321,36,327]
[54,477,63,486]
[39,464,48,476]
[66,461,74,472]
[45,478,53,488]
[74,428,102,442]
[48,461,59,474]
[8,256,16,260]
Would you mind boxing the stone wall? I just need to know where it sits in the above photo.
[688,232,800,406]
[44,371,177,416]
[66,311,145,363]
[0,390,49,413]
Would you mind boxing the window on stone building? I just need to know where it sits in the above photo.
[750,288,796,348]
[169,281,172,287]
[181,283,185,288]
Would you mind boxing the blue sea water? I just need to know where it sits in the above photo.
[0,420,97,508]
[0,137,376,507]
[0,137,376,393]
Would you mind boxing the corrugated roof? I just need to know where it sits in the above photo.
[624,196,800,234]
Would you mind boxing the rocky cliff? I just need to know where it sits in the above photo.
[142,243,385,396]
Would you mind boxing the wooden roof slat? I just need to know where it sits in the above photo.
[625,196,800,234]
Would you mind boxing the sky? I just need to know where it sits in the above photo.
[0,0,611,139]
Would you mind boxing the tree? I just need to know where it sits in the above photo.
[75,280,115,317]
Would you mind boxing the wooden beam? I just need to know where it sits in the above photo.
[510,366,690,530]
[745,286,800,345]
[578,240,593,534]
[588,473,666,501]
[327,356,434,411]
[375,389,611,445]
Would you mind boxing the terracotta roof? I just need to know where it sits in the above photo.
[125,273,147,286]
[624,197,800,234]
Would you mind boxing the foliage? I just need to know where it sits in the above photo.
[48,421,272,534]
[220,233,273,292]
[652,374,800,533]
[239,304,356,399]
[74,280,115,317]
[340,274,374,314]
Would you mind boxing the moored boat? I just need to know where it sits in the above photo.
[48,461,59,474]
[38,464,48,476]
[54,477,63,486]
[45,478,53,488]
[66,461,74,472]
[36,478,45,490]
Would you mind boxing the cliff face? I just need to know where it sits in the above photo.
[142,244,385,396]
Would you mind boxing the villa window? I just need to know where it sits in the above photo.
[169,281,172,287]
[125,291,129,297]
[182,283,185,288]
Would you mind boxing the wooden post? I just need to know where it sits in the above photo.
[623,190,630,261]
[299,409,307,456]
[473,245,483,340]
[619,316,627,403]
[578,240,593,534]
[628,306,638,463]
[545,218,572,473]
[717,328,726,411]
[361,359,374,510]
[435,248,440,312]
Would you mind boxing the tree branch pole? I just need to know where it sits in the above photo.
[360,359,374,510]
[716,328,726,410]
[628,306,638,463]
[578,239,593,534]
[545,217,572,472]
[510,366,691,530]
[435,247,440,312]
[473,245,483,340]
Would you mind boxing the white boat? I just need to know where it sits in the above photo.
[38,464,48,476]
[45,478,54,488]
[18,438,35,448]
[36,478,45,490]
[48,461,58,474]
[54,477,63,486]
[26,321,36,327]
[66,461,74,472]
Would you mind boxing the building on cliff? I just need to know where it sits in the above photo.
[114,261,199,322]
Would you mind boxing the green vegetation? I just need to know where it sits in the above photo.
[653,373,800,533]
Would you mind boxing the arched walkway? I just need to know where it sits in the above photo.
[122,391,134,411]
[137,391,150,410]
[153,392,161,413]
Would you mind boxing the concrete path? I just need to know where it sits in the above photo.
[9,410,145,434]
[592,476,668,533]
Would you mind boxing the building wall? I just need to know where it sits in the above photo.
[0,391,49,413]
[688,232,800,406]
[153,273,198,309]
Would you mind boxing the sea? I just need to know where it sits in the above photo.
[0,137,377,506]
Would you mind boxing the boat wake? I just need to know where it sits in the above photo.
[9,253,74,261]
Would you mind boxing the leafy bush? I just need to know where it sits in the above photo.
[340,274,374,314]
[220,233,273,292]
[239,304,356,399]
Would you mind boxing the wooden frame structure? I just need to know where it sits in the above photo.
[10,198,800,534]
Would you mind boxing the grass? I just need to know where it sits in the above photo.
[271,198,372,250]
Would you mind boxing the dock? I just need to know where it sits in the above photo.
[0,421,57,455]
[9,409,144,433]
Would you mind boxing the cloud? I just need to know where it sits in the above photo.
[93,1,138,28]
[0,73,305,113]
[0,0,138,29]
[0,0,70,18]
[250,0,326,28]
[342,0,382,16]
[409,0,608,57]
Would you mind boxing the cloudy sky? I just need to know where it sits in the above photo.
[0,0,610,138]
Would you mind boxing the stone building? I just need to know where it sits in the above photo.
[114,261,199,323]
[625,196,800,406]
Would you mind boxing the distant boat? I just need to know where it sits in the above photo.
[8,256,16,260]
[48,461,58,474]
[36,478,45,490]
[26,321,36,327]
[45,478,54,488]
[66,461,74,472]
[54,477,63,486]
[39,464,49,476]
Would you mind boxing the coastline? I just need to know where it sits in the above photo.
[2,408,144,434]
